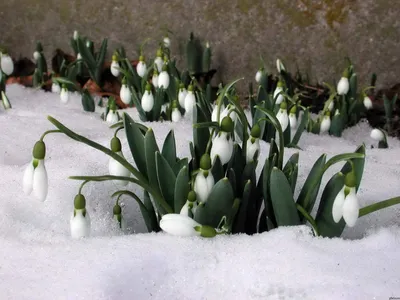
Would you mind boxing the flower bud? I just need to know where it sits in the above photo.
[250,123,261,138]
[199,153,212,170]
[32,141,46,160]
[74,194,86,210]
[110,137,122,152]
[194,225,217,238]
[220,116,234,133]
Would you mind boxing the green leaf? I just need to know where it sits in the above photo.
[172,158,188,176]
[193,105,210,160]
[143,190,160,230]
[211,156,224,183]
[232,180,252,233]
[156,152,177,210]
[174,166,190,213]
[194,178,235,227]
[289,109,309,147]
[283,152,299,192]
[261,154,277,227]
[269,167,300,226]
[329,113,344,137]
[161,130,177,168]
[130,86,147,121]
[81,89,95,112]
[145,128,161,194]
[315,172,346,237]
[123,113,148,178]
[359,196,400,218]
[340,144,365,192]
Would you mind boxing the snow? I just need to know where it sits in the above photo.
[1,84,400,300]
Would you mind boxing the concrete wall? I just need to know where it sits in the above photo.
[1,0,399,91]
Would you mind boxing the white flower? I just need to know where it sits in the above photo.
[194,171,214,203]
[337,77,349,95]
[152,73,159,88]
[51,82,61,94]
[328,100,334,111]
[211,102,225,123]
[33,51,40,62]
[141,89,154,112]
[158,70,170,89]
[320,115,331,134]
[136,59,147,78]
[60,87,69,104]
[109,151,130,186]
[220,105,237,123]
[70,209,91,239]
[370,128,384,141]
[154,56,164,73]
[77,53,82,60]
[342,188,359,227]
[0,53,14,75]
[161,103,168,114]
[73,30,79,40]
[332,187,346,223]
[255,70,262,83]
[111,60,120,77]
[276,108,289,132]
[276,59,285,73]
[210,131,234,165]
[160,214,201,236]
[171,108,182,122]
[184,90,196,115]
[273,86,284,105]
[23,159,48,202]
[163,36,171,48]
[289,113,297,129]
[363,96,373,110]
[106,110,119,124]
[246,137,260,163]
[120,84,131,105]
[178,87,188,108]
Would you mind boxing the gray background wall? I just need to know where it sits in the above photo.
[0,0,398,91]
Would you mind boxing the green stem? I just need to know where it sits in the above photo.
[114,126,124,138]
[296,204,319,236]
[359,196,400,218]
[69,175,173,213]
[40,130,62,141]
[78,180,90,194]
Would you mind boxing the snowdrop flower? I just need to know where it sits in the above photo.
[22,140,48,201]
[194,154,214,203]
[70,193,91,238]
[51,81,61,94]
[158,65,170,89]
[276,102,289,132]
[370,128,388,148]
[120,78,131,105]
[180,190,198,217]
[210,116,234,165]
[109,137,130,186]
[363,94,373,110]
[136,55,147,78]
[160,214,216,237]
[288,106,297,129]
[141,83,154,112]
[220,103,238,123]
[327,99,334,111]
[73,30,79,40]
[113,200,127,230]
[154,48,164,72]
[60,84,69,104]
[332,171,359,227]
[320,111,331,134]
[255,68,263,83]
[246,124,261,163]
[211,99,225,123]
[110,54,120,77]
[178,83,188,108]
[276,58,285,73]
[106,100,120,124]
[171,100,182,122]
[1,91,12,109]
[273,80,285,105]
[184,84,196,115]
[77,53,82,60]
[0,52,14,76]
[33,51,41,62]
[152,68,159,88]
[163,36,171,48]
[337,69,350,95]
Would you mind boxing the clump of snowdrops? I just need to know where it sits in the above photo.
[23,78,400,239]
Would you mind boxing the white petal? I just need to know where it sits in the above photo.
[154,57,164,72]
[210,132,233,165]
[194,172,213,203]
[136,61,147,78]
[163,37,171,48]
[289,113,297,129]
[184,92,196,115]
[320,117,331,134]
[109,152,130,186]
[111,61,120,77]
[159,214,200,236]
[70,209,91,238]
[60,89,69,104]
[179,201,190,216]
[332,187,345,223]
[152,74,159,88]
[120,85,131,105]
[106,111,119,124]
[363,96,373,110]
[51,83,61,94]
[1,55,14,75]
[342,188,359,227]
[172,109,181,122]
[32,160,48,201]
[158,71,170,89]
[255,71,262,83]
[276,109,289,132]
[141,91,154,112]
[178,89,188,108]
[33,51,41,61]
[370,129,384,141]
[246,138,260,163]
[273,87,284,105]
[328,101,334,111]
[337,77,349,95]
[22,161,35,195]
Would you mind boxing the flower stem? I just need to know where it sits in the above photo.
[40,129,62,141]
[296,203,319,236]
[78,180,90,194]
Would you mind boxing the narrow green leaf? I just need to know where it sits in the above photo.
[174,166,190,213]
[289,109,309,146]
[161,130,177,168]
[211,156,224,183]
[340,144,365,192]
[232,179,252,233]
[156,152,177,210]
[145,128,161,194]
